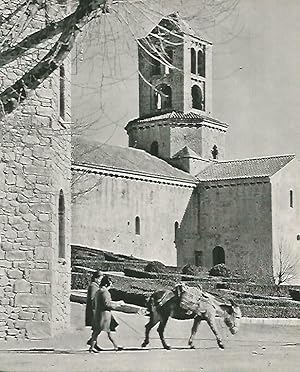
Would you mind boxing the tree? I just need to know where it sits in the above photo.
[0,0,239,118]
[273,240,300,286]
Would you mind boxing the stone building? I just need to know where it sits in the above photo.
[72,13,300,284]
[0,1,71,340]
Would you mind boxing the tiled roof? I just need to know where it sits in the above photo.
[155,12,197,37]
[172,146,201,159]
[72,139,196,183]
[197,155,295,181]
[126,111,227,128]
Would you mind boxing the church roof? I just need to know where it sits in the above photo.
[172,146,201,159]
[72,139,196,183]
[154,12,197,38]
[197,154,295,181]
[126,111,228,130]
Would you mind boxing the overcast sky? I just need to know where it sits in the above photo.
[72,0,300,160]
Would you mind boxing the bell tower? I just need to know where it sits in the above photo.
[126,13,228,172]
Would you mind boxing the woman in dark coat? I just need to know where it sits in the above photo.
[89,275,123,353]
[85,270,102,351]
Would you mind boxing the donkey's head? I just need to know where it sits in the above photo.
[220,299,241,335]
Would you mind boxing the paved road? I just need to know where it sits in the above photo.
[0,303,300,372]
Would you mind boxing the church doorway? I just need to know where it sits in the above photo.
[212,246,225,266]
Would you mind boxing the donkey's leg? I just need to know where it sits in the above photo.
[188,317,201,349]
[205,315,224,349]
[157,315,171,350]
[141,312,160,348]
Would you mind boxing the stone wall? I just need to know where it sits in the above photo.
[271,159,300,284]
[0,1,71,340]
[196,178,274,282]
[71,171,195,266]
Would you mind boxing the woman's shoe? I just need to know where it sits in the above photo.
[89,347,100,354]
[94,344,102,351]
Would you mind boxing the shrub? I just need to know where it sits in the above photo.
[181,264,206,276]
[209,263,231,277]
[144,261,167,273]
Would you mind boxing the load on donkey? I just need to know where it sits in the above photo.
[142,283,241,350]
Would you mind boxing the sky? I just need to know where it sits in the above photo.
[72,0,300,160]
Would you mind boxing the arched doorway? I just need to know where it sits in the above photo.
[150,141,159,156]
[213,246,225,265]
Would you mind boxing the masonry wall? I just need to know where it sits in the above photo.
[0,1,71,340]
[128,124,171,160]
[71,172,195,265]
[271,160,300,284]
[195,178,274,281]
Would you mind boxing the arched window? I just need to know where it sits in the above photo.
[150,141,159,156]
[213,246,225,266]
[58,189,65,259]
[290,190,294,208]
[174,221,179,243]
[59,64,65,120]
[191,85,203,110]
[197,49,205,77]
[191,48,196,74]
[135,216,140,235]
[211,145,218,160]
[154,84,172,111]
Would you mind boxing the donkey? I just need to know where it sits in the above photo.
[141,284,241,350]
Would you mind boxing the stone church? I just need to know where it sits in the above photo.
[72,13,300,284]
[0,8,299,341]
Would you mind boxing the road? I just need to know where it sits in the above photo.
[0,303,299,372]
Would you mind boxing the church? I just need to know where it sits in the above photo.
[1,9,300,341]
[72,13,300,284]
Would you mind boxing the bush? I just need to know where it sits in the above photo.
[209,263,231,277]
[144,261,167,273]
[181,264,206,276]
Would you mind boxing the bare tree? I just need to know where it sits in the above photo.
[273,240,300,286]
[0,0,240,118]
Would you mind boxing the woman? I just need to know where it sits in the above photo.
[85,269,102,351]
[89,275,123,353]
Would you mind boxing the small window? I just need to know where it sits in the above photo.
[191,85,204,110]
[211,145,218,160]
[191,48,196,74]
[59,65,65,120]
[154,84,172,111]
[58,189,65,259]
[195,251,203,266]
[197,49,205,77]
[150,141,159,156]
[290,190,294,208]
[135,216,140,235]
[174,221,179,243]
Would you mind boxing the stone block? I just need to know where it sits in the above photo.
[14,279,31,293]
[14,294,51,308]
[31,283,50,295]
[1,242,13,251]
[7,269,23,279]
[26,321,51,339]
[6,251,27,261]
[19,311,34,321]
[34,247,51,260]
[15,320,27,329]
[0,276,9,286]
[29,269,51,282]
